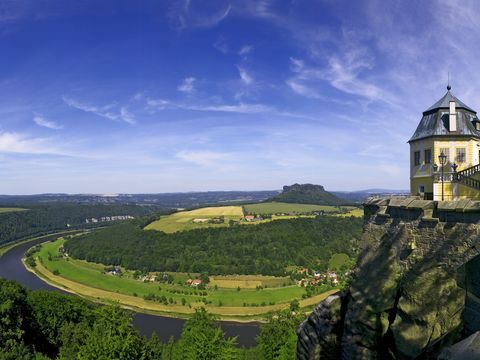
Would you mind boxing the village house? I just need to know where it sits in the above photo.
[191,279,202,287]
[327,271,339,285]
[105,266,122,276]
[192,218,210,224]
[298,268,309,275]
[141,274,156,282]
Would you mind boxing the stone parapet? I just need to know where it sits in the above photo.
[365,196,480,223]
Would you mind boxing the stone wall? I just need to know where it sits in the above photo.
[297,197,480,359]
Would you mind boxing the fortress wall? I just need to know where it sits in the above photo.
[297,197,480,359]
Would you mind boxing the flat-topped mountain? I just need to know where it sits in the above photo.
[269,184,346,206]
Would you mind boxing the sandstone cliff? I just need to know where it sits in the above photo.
[297,197,480,359]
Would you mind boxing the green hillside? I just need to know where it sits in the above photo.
[269,184,346,206]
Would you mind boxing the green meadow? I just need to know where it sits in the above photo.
[32,239,335,319]
[243,202,361,216]
[0,207,28,214]
[146,202,362,234]
[145,206,244,233]
[328,253,351,270]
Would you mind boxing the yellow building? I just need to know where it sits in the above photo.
[409,85,480,200]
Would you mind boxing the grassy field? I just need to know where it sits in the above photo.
[146,203,362,233]
[334,208,364,217]
[328,253,351,270]
[209,275,293,289]
[145,206,244,233]
[243,202,361,216]
[31,239,337,319]
[0,230,83,257]
[0,207,28,214]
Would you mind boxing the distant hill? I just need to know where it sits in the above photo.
[268,184,346,206]
[332,189,410,203]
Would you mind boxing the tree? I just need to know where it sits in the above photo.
[0,279,29,348]
[27,290,95,355]
[77,306,142,360]
[289,299,300,312]
[173,308,237,360]
[256,310,304,360]
[140,333,164,360]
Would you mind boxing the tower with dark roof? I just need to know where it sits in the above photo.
[409,87,480,200]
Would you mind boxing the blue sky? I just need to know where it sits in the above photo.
[0,0,477,194]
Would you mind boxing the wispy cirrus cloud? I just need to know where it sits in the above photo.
[62,96,136,125]
[146,98,273,114]
[238,45,253,56]
[168,0,231,30]
[33,114,63,130]
[237,66,253,85]
[178,77,196,94]
[176,150,229,166]
[0,131,60,155]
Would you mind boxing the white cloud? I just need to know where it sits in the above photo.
[63,96,136,125]
[286,79,321,99]
[146,98,172,110]
[178,77,196,93]
[119,107,136,125]
[289,57,304,72]
[33,114,63,130]
[146,97,272,114]
[192,103,271,113]
[132,92,144,101]
[0,131,59,155]
[238,45,253,56]
[237,66,253,85]
[176,150,228,166]
[169,1,231,30]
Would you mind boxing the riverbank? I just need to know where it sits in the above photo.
[0,234,261,345]
[26,238,337,321]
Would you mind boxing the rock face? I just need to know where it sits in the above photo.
[297,197,480,359]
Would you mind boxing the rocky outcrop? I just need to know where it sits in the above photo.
[297,197,480,359]
[297,292,346,359]
[270,183,346,206]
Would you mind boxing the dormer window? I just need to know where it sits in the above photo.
[449,101,457,132]
[472,119,480,131]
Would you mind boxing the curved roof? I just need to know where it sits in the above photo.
[423,89,476,115]
[410,88,480,143]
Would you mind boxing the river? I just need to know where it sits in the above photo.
[0,238,259,347]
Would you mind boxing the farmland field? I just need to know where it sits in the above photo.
[28,238,338,320]
[145,206,244,233]
[0,207,28,213]
[334,208,364,217]
[209,275,293,289]
[244,202,360,216]
[146,203,363,233]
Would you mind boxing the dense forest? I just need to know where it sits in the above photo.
[65,216,362,275]
[0,278,300,359]
[0,204,169,246]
